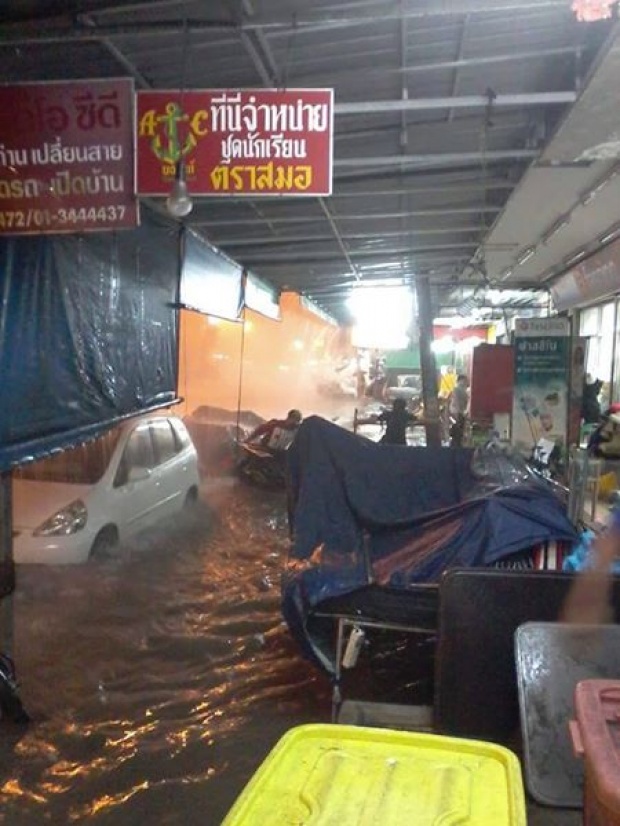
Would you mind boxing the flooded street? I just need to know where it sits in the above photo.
[1,482,330,825]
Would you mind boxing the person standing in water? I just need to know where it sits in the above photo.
[378,398,416,446]
[449,374,470,447]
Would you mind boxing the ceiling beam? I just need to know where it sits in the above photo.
[436,302,545,310]
[334,150,539,169]
[238,242,479,264]
[295,278,518,297]
[254,259,465,276]
[335,92,576,116]
[257,252,471,272]
[332,161,529,183]
[188,180,516,202]
[332,180,516,201]
[0,2,570,42]
[264,258,471,279]
[79,0,191,14]
[307,282,541,297]
[213,226,483,246]
[240,30,274,85]
[403,45,578,75]
[448,13,469,123]
[84,0,567,18]
[192,206,502,228]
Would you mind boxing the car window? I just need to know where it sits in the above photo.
[14,428,121,485]
[114,425,155,487]
[150,419,179,465]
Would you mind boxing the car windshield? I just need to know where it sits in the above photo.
[14,428,121,485]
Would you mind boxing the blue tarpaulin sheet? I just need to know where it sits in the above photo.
[282,416,578,671]
[0,210,180,470]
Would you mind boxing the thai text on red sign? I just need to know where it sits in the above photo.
[0,79,137,235]
[137,89,333,197]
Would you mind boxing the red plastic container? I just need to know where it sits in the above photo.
[571,680,620,825]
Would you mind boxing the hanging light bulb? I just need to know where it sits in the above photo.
[166,160,193,218]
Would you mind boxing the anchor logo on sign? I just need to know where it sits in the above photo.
[139,100,209,174]
[151,102,196,164]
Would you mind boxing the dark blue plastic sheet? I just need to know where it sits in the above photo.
[0,210,180,470]
[282,417,579,671]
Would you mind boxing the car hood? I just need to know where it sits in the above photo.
[13,479,94,530]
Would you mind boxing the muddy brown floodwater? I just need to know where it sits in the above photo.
[0,482,331,825]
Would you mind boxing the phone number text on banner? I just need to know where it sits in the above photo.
[0,79,137,235]
[137,89,333,197]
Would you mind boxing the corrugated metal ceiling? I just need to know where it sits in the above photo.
[0,1,616,320]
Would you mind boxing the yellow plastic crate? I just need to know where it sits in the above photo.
[222,724,526,825]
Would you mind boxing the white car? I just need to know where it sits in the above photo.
[12,415,200,564]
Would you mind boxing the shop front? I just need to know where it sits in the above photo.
[552,237,620,414]
[578,301,616,410]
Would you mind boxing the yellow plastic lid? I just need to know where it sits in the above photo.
[222,724,526,825]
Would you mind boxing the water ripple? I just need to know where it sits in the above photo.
[0,482,331,825]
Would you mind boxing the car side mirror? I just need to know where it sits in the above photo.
[127,466,151,484]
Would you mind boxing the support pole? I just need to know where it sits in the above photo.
[416,278,442,448]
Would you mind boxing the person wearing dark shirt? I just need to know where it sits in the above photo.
[378,398,415,445]
[582,374,603,424]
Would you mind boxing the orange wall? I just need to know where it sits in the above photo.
[177,292,355,421]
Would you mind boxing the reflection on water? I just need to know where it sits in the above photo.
[1,482,330,825]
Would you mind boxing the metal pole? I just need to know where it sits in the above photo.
[235,303,248,458]
[416,278,442,448]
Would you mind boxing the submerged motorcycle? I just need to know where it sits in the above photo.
[236,442,289,489]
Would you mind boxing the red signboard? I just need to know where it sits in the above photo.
[136,89,333,197]
[0,79,137,235]
[552,236,620,311]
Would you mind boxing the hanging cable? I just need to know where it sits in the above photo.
[235,301,248,456]
[282,11,298,90]
[167,13,193,217]
[473,87,496,286]
[175,12,190,118]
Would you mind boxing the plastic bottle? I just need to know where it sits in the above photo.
[342,626,365,669]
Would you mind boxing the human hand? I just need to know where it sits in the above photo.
[592,530,620,572]
[561,531,616,624]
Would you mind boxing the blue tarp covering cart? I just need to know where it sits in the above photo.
[282,416,578,673]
